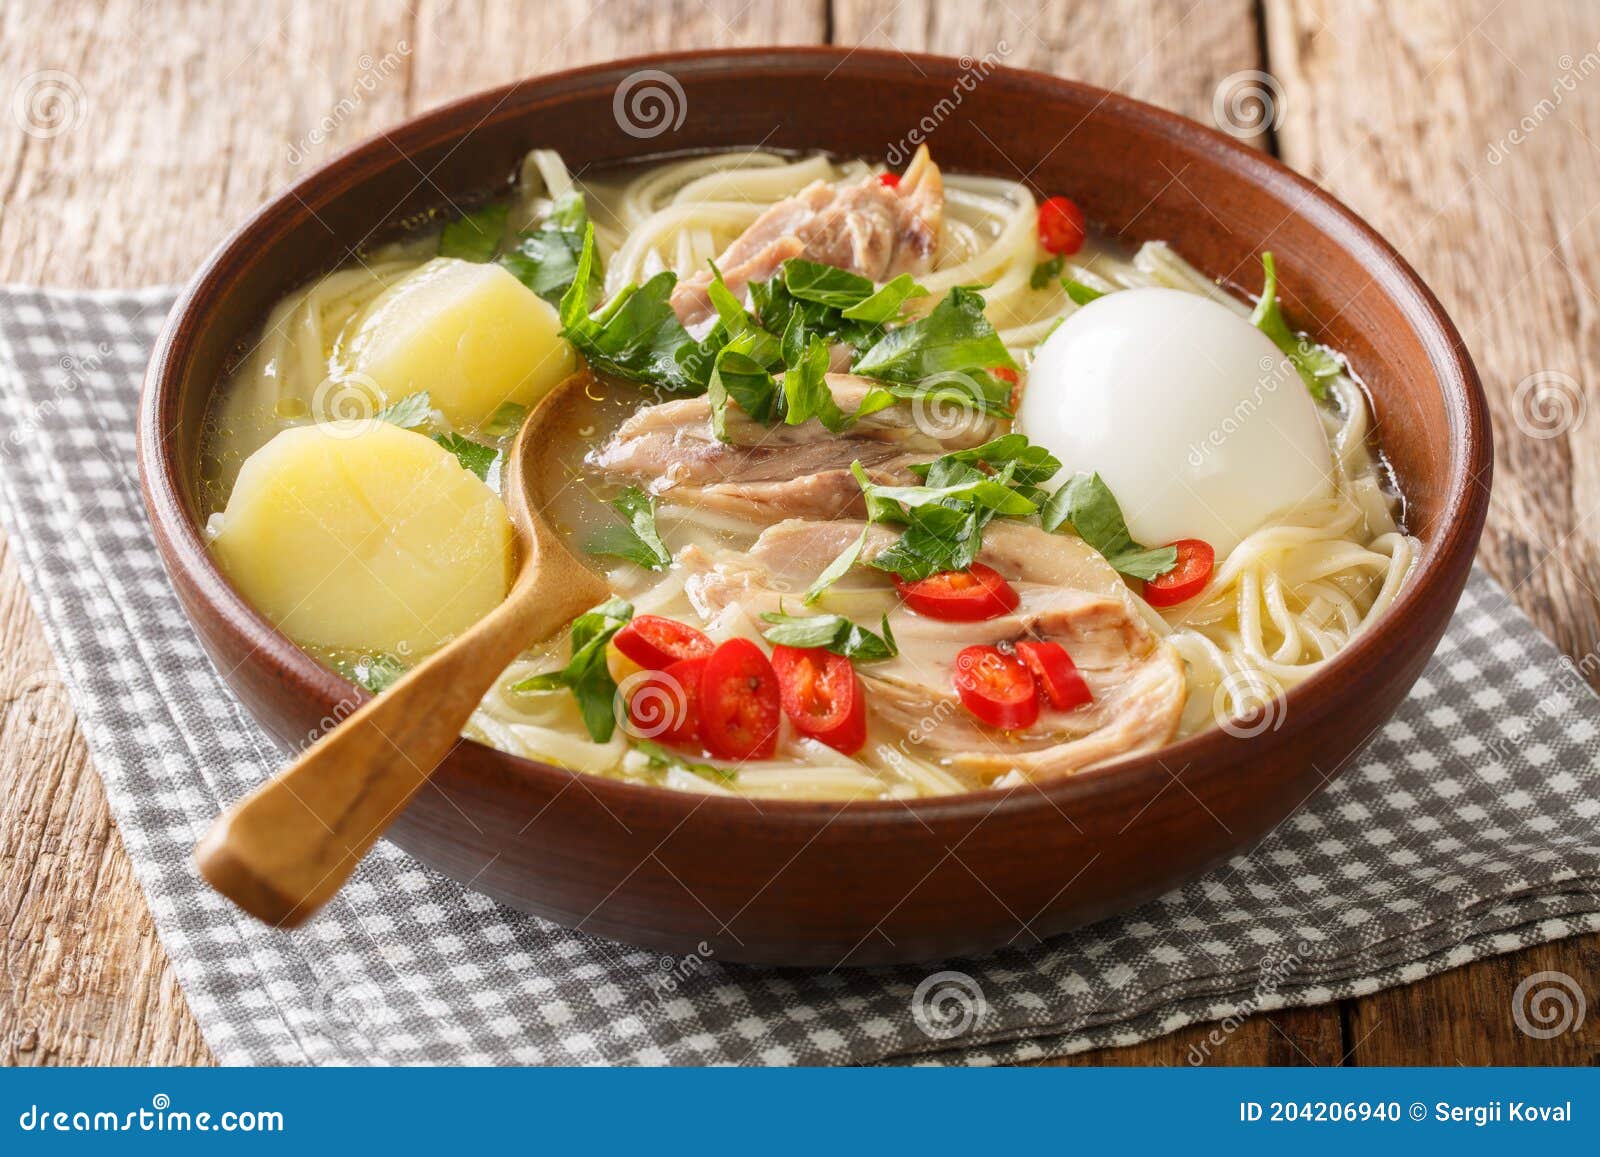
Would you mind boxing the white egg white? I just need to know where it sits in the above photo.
[1017,286,1332,557]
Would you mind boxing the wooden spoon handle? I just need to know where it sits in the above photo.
[194,578,578,928]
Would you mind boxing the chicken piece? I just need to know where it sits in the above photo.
[670,145,945,327]
[589,374,995,523]
[680,518,1187,782]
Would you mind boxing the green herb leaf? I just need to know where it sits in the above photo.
[482,401,527,438]
[1041,472,1177,579]
[376,391,432,430]
[781,335,849,431]
[860,461,1039,519]
[782,260,877,308]
[559,227,708,394]
[587,486,671,571]
[869,502,985,580]
[1030,255,1065,290]
[433,432,499,481]
[804,524,872,604]
[840,274,928,323]
[851,286,1019,394]
[707,347,780,441]
[906,433,1062,488]
[750,262,907,361]
[500,191,599,306]
[759,608,899,661]
[439,201,510,262]
[1249,252,1342,400]
[511,596,634,742]
[1063,279,1106,306]
[632,737,735,782]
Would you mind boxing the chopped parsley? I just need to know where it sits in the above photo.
[1063,279,1106,306]
[805,436,1175,597]
[1040,472,1177,580]
[500,190,600,306]
[511,596,634,742]
[587,486,671,571]
[1030,255,1065,289]
[433,431,499,481]
[438,201,510,263]
[1250,252,1343,399]
[759,608,898,661]
[631,738,735,783]
[375,391,432,430]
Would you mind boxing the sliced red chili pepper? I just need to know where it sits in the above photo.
[877,171,901,188]
[770,645,867,756]
[1143,539,1215,608]
[698,638,781,761]
[1037,194,1086,256]
[1015,640,1093,711]
[952,645,1039,730]
[626,656,704,748]
[894,563,1020,622]
[990,365,1020,385]
[613,614,715,670]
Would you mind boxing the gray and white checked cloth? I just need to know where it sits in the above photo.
[1,285,1598,1066]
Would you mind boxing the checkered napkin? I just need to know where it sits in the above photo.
[2,285,1598,1067]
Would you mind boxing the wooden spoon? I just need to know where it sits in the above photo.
[195,371,611,927]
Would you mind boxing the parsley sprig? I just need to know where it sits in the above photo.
[1249,252,1343,399]
[759,608,899,661]
[511,596,634,742]
[805,435,1176,600]
[587,486,671,571]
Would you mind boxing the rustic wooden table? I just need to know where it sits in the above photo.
[2,0,1597,1066]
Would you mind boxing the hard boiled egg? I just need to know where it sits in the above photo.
[1017,287,1332,557]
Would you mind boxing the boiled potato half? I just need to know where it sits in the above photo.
[210,421,513,658]
[340,257,576,429]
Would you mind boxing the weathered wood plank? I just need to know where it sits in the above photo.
[0,0,824,1067]
[832,0,1262,125]
[0,0,1592,1068]
[1063,1007,1346,1066]
[1267,0,1600,1065]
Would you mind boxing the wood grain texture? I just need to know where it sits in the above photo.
[0,0,1594,1065]
[0,0,824,1069]
[195,373,611,929]
[1266,0,1600,1065]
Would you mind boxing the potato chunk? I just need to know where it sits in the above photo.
[210,421,512,658]
[340,257,576,429]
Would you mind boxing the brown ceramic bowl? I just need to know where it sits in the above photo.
[138,48,1491,966]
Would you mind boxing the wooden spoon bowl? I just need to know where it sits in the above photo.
[194,373,608,926]
[139,48,1490,964]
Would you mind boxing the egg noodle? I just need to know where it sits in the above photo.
[207,148,1419,799]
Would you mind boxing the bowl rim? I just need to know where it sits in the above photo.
[138,45,1492,828]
